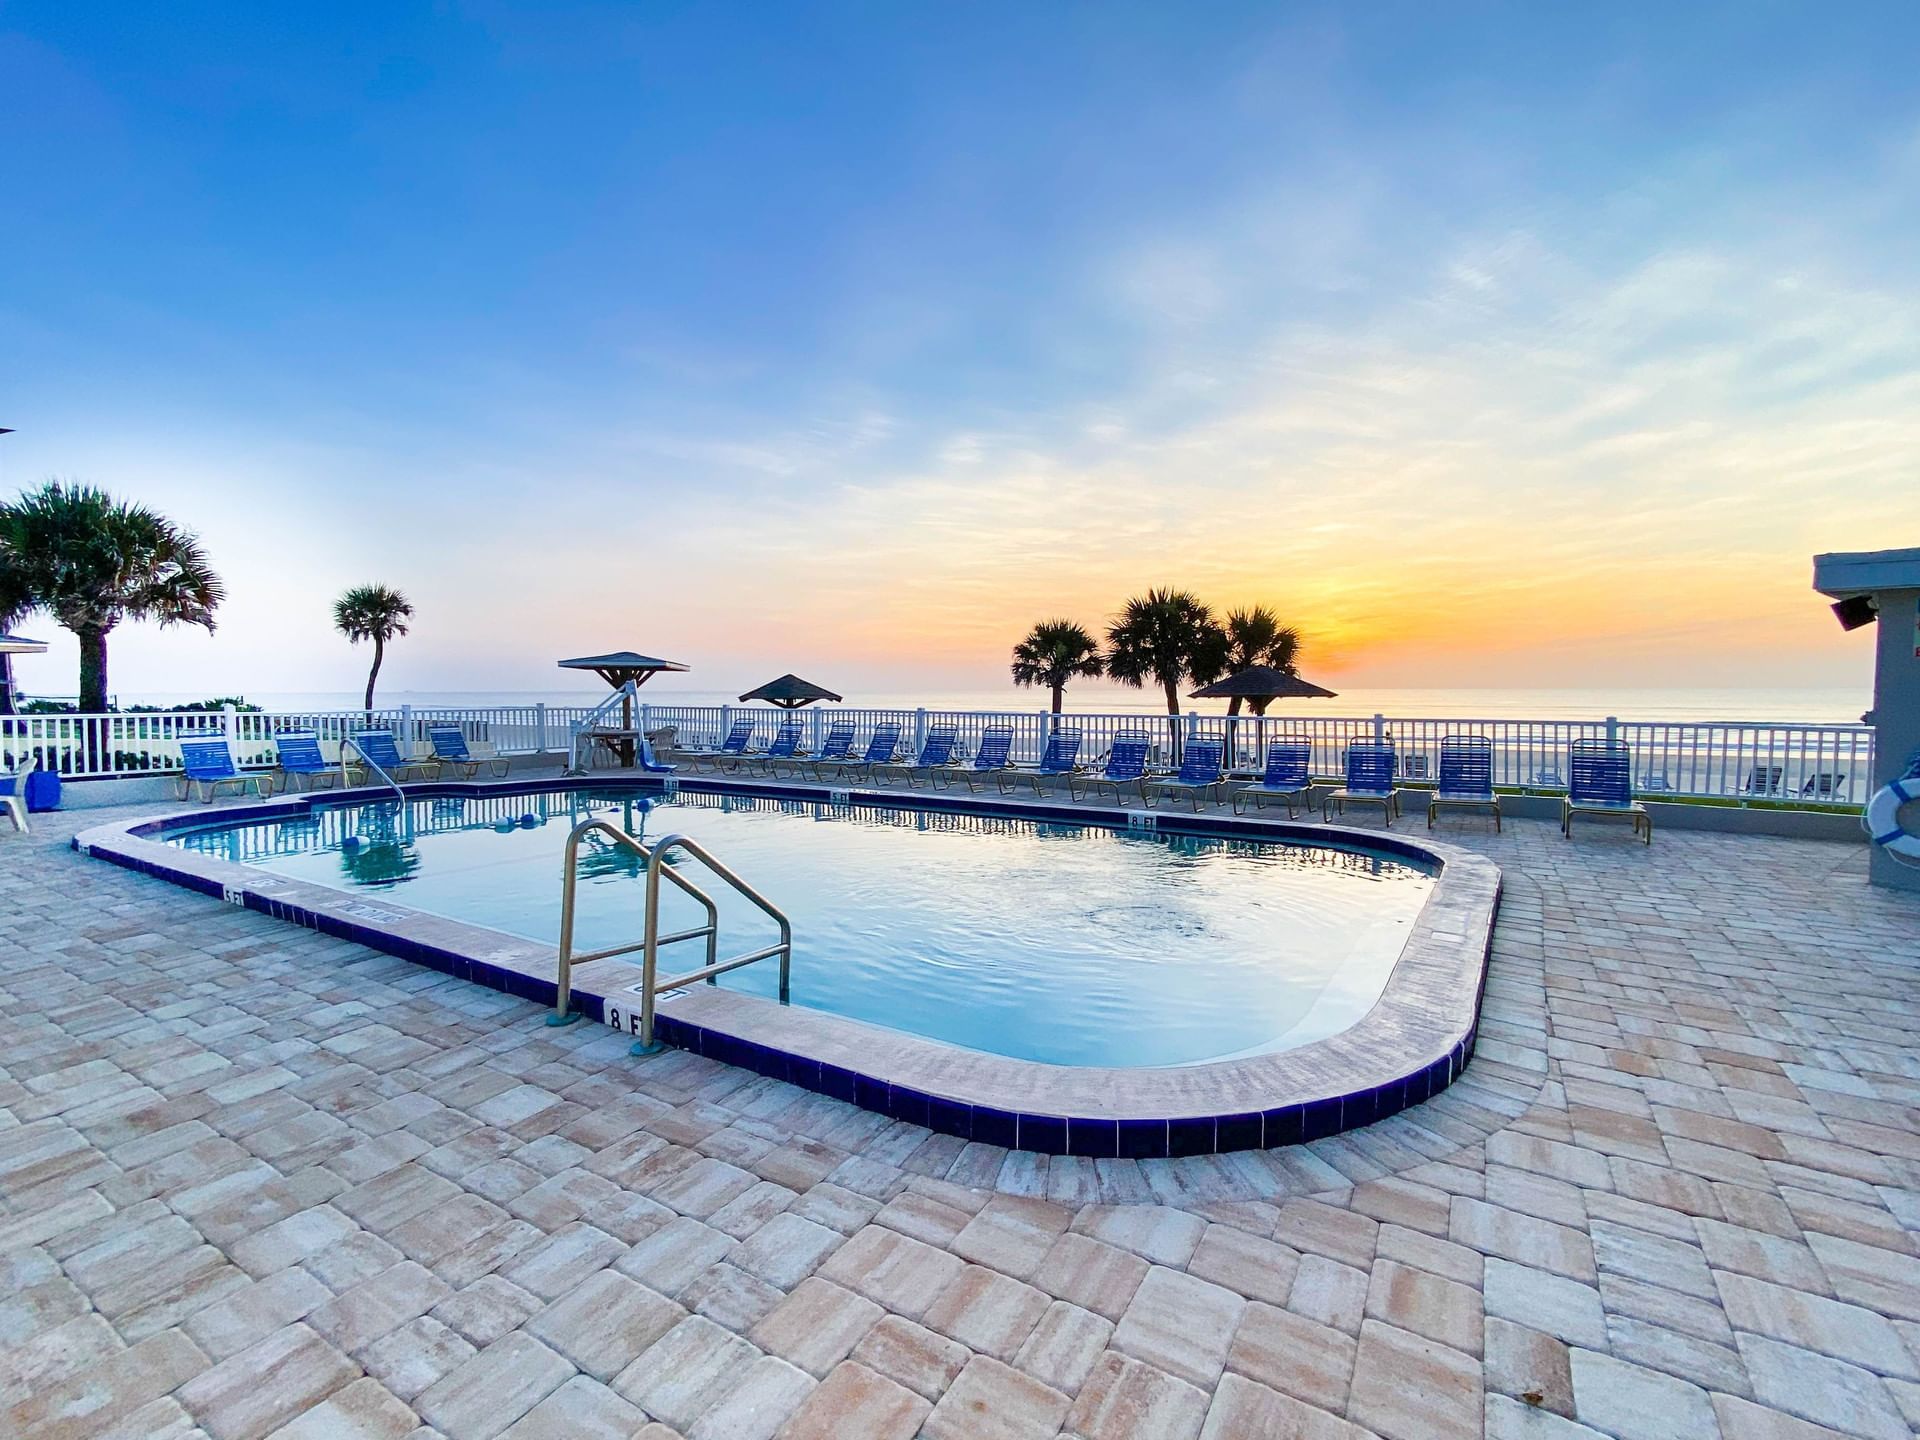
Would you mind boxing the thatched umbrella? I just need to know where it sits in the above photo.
[738,674,843,709]
[559,651,689,765]
[1190,666,1337,769]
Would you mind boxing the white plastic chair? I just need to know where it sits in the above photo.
[2,751,36,834]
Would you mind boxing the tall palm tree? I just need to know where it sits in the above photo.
[0,481,223,711]
[1104,588,1229,716]
[1222,606,1303,716]
[333,584,414,714]
[1010,619,1105,714]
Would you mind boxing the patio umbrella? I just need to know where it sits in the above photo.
[558,651,690,691]
[1188,665,1336,716]
[558,651,689,764]
[1190,665,1337,769]
[737,674,844,709]
[0,633,48,718]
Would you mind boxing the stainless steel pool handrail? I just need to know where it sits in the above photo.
[339,734,408,803]
[551,819,720,1025]
[630,832,792,1053]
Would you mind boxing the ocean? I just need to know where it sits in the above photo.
[138,684,1872,726]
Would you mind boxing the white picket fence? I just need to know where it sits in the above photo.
[0,700,1876,806]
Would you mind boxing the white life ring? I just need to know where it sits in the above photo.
[1867,773,1920,860]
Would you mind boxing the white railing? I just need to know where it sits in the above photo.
[0,700,1875,805]
[610,704,1878,806]
[0,702,597,781]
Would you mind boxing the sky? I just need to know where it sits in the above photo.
[2,1,1916,706]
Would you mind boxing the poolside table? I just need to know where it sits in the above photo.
[587,727,641,768]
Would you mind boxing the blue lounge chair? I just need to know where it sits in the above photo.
[1429,735,1500,831]
[881,725,959,788]
[803,721,859,779]
[1563,739,1651,843]
[1002,729,1083,795]
[429,724,509,779]
[1070,736,1152,805]
[725,721,794,779]
[829,723,904,784]
[1324,742,1398,824]
[349,729,440,783]
[685,717,756,772]
[1233,740,1314,816]
[1800,771,1847,802]
[2,752,37,833]
[272,732,341,793]
[1146,737,1227,811]
[177,736,271,803]
[940,725,1015,791]
[714,721,779,779]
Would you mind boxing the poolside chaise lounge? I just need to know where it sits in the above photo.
[1800,771,1847,802]
[272,732,342,793]
[714,720,784,774]
[429,723,510,779]
[1323,742,1398,824]
[1428,734,1501,831]
[825,723,904,784]
[2,752,36,833]
[1069,736,1152,805]
[348,729,441,783]
[744,721,806,776]
[940,725,1015,792]
[1000,729,1082,795]
[1146,736,1227,811]
[177,736,272,803]
[878,725,959,788]
[802,721,859,779]
[683,717,756,772]
[1233,740,1315,817]
[1563,739,1651,843]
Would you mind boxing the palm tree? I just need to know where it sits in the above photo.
[333,584,414,714]
[1010,619,1105,714]
[0,481,223,711]
[1222,606,1303,716]
[1104,588,1229,715]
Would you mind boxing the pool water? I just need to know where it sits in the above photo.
[169,788,1435,1068]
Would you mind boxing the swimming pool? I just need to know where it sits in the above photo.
[78,775,1499,1155]
[163,786,1433,1068]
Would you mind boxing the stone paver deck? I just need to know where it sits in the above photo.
[3,785,1918,1439]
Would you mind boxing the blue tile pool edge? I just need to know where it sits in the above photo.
[74,774,1501,1158]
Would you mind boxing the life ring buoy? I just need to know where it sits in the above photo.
[1868,772,1920,861]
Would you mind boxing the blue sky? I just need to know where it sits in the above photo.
[3,2,1915,701]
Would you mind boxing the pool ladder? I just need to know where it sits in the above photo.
[548,818,792,1055]
[338,734,408,804]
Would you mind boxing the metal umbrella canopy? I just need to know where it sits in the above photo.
[1189,665,1336,714]
[1190,666,1337,769]
[737,674,844,709]
[0,634,48,717]
[558,651,690,690]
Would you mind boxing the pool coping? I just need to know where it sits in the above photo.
[73,773,1501,1157]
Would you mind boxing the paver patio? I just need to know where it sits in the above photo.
[3,786,1918,1438]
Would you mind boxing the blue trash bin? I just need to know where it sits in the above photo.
[25,768,60,812]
